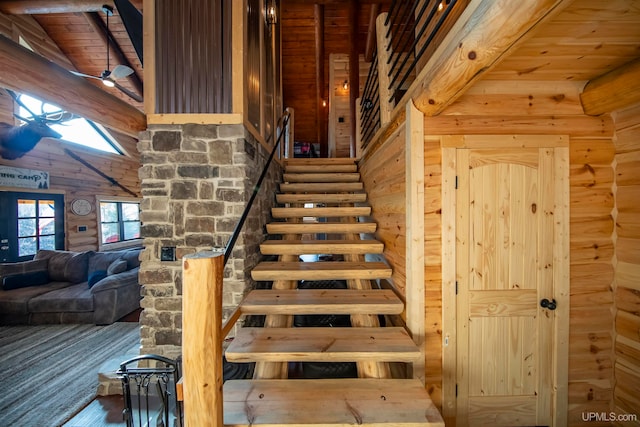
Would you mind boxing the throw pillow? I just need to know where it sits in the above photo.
[107,259,128,275]
[88,270,108,288]
[2,270,50,291]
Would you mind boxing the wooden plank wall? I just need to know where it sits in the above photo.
[328,54,369,158]
[613,103,640,420]
[359,124,407,295]
[360,79,618,423]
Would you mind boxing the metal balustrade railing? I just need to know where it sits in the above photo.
[360,0,462,148]
[360,49,381,146]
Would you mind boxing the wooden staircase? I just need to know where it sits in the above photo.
[223,158,443,426]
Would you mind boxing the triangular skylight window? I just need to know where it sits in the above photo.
[16,93,121,155]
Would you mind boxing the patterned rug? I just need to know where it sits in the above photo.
[0,322,140,427]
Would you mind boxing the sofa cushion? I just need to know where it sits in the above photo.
[28,283,94,313]
[0,281,72,315]
[88,252,124,276]
[34,250,91,283]
[2,270,50,291]
[107,259,128,275]
[0,259,49,281]
[120,248,142,269]
[88,270,108,288]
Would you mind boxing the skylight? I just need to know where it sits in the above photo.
[17,93,120,155]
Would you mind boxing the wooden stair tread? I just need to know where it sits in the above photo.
[225,327,420,363]
[266,222,376,234]
[224,378,445,427]
[241,289,403,315]
[280,182,363,192]
[276,193,367,203]
[271,206,371,218]
[283,173,361,182]
[285,158,357,165]
[251,261,392,281]
[260,239,383,254]
[285,164,357,173]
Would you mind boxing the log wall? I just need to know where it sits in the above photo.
[0,12,141,252]
[613,103,640,420]
[360,79,618,424]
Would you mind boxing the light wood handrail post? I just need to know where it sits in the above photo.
[286,107,295,158]
[376,12,394,128]
[182,250,224,427]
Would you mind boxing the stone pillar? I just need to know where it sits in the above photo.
[137,124,281,358]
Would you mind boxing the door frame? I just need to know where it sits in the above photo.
[440,135,570,426]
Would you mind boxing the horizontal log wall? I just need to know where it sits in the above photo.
[0,12,140,252]
[0,140,141,252]
[613,103,640,420]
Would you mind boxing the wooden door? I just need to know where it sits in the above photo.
[455,146,568,426]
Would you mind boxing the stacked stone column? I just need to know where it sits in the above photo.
[136,124,281,358]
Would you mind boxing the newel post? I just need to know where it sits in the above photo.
[182,250,224,427]
[376,12,394,127]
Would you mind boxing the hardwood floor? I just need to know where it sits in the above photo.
[62,395,125,427]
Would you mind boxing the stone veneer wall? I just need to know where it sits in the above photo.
[136,124,282,358]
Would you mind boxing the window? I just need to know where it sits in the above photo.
[0,192,65,262]
[16,94,121,154]
[99,201,141,246]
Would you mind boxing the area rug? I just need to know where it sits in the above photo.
[0,322,140,427]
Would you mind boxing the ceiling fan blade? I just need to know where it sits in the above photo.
[110,64,134,80]
[69,70,101,80]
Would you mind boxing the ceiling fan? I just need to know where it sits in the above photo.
[69,5,141,102]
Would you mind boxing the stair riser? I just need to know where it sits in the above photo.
[279,183,363,193]
[283,173,360,183]
[276,194,367,203]
[271,207,371,218]
[285,165,357,173]
[251,269,391,281]
[241,289,403,315]
[260,241,383,255]
[266,223,376,234]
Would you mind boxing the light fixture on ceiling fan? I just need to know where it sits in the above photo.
[69,5,136,93]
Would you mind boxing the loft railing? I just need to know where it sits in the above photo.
[180,108,292,426]
[360,49,381,145]
[360,0,465,148]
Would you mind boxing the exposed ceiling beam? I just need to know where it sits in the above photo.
[0,35,146,137]
[404,0,574,117]
[0,0,142,14]
[580,57,640,116]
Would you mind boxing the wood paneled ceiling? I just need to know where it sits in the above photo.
[3,0,640,150]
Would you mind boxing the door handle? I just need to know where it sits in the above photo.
[540,298,557,311]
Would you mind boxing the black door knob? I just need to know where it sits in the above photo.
[540,298,557,310]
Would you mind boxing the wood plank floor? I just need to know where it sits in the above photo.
[62,395,125,427]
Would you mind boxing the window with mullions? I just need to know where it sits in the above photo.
[99,201,141,245]
[18,199,57,257]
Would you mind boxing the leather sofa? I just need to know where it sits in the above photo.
[0,248,142,325]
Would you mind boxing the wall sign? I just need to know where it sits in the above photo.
[0,166,49,189]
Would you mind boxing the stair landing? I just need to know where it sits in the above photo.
[224,378,445,427]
